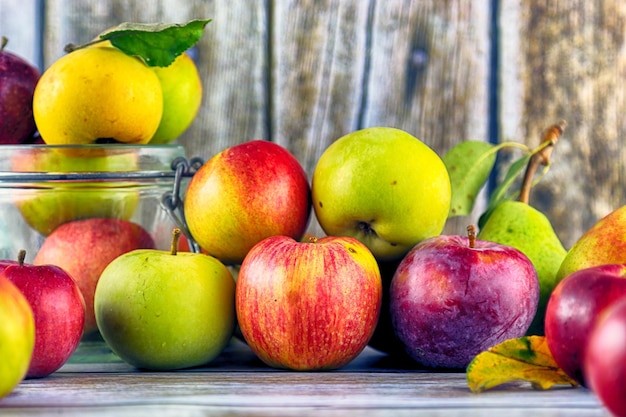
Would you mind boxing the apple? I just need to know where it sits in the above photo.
[3,250,85,379]
[33,218,155,336]
[557,205,626,280]
[94,229,236,371]
[366,258,409,358]
[0,274,34,398]
[184,140,311,265]
[0,37,40,144]
[389,226,539,369]
[33,45,163,145]
[150,52,203,144]
[236,235,382,370]
[311,127,451,261]
[10,146,140,236]
[584,297,626,417]
[545,264,626,386]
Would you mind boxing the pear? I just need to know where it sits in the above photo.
[478,200,567,335]
[556,204,626,281]
[478,121,567,335]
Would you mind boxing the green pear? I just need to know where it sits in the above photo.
[477,122,567,335]
[556,204,626,281]
[477,200,567,335]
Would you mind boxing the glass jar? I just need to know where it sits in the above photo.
[0,144,201,262]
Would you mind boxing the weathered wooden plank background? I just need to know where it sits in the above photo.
[1,0,625,248]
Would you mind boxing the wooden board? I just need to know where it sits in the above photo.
[0,341,607,417]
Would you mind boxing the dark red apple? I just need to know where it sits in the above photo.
[2,250,85,378]
[584,296,626,417]
[389,227,539,369]
[33,218,155,336]
[545,264,626,386]
[236,235,382,370]
[0,37,40,144]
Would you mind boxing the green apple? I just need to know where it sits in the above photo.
[94,229,236,370]
[0,274,35,398]
[10,146,139,236]
[150,53,203,144]
[312,127,451,260]
[557,205,626,280]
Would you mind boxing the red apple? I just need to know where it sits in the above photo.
[2,250,84,379]
[0,274,34,398]
[184,140,311,265]
[389,227,539,369]
[0,37,40,144]
[545,264,626,386]
[584,296,626,417]
[33,218,155,336]
[236,235,382,370]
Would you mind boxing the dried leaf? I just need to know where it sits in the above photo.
[466,336,579,393]
[442,141,497,217]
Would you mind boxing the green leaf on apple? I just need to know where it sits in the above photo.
[443,141,498,217]
[99,19,211,67]
[466,335,578,393]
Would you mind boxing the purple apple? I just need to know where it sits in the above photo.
[389,227,539,369]
[545,264,626,386]
[0,37,40,144]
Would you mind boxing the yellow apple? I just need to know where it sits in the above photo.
[33,46,163,145]
[150,53,203,144]
[312,127,451,261]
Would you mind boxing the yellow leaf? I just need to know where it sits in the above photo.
[466,335,579,393]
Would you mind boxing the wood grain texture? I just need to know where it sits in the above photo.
[500,1,626,247]
[0,342,605,417]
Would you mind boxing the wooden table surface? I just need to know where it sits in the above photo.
[0,339,609,417]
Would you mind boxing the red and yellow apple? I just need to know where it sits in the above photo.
[184,140,311,265]
[34,218,155,336]
[236,235,382,370]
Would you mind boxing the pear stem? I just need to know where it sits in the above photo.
[1,36,7,52]
[467,225,477,248]
[518,120,566,204]
[17,249,26,266]
[170,228,181,256]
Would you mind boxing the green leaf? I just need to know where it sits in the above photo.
[99,19,211,67]
[443,141,498,217]
[466,336,578,393]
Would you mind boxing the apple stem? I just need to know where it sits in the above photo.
[518,120,566,205]
[170,228,181,256]
[17,249,26,266]
[1,36,7,52]
[467,225,477,248]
